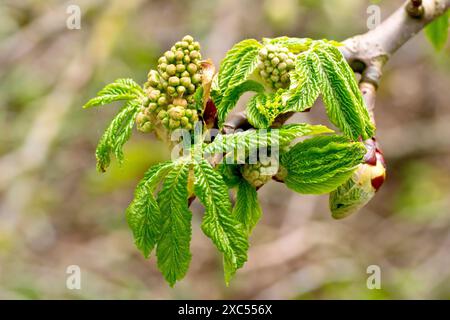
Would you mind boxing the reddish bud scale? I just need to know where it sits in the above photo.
[203,99,217,128]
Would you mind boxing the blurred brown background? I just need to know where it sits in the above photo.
[0,0,449,299]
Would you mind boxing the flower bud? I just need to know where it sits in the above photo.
[175,50,184,61]
[242,162,273,188]
[177,85,186,95]
[148,89,160,101]
[183,35,194,43]
[166,64,177,76]
[169,76,180,86]
[181,117,189,126]
[187,63,198,75]
[180,77,191,87]
[167,86,176,95]
[164,51,175,62]
[158,109,168,118]
[330,155,386,219]
[189,51,200,60]
[173,98,188,108]
[169,119,181,129]
[191,73,202,84]
[176,64,186,73]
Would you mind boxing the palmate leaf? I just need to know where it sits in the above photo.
[83,78,144,109]
[95,99,141,172]
[280,135,366,194]
[126,161,174,258]
[204,123,333,157]
[314,43,375,140]
[233,179,262,235]
[217,80,264,127]
[425,11,449,51]
[193,159,248,284]
[156,162,193,287]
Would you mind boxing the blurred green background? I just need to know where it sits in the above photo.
[0,0,449,299]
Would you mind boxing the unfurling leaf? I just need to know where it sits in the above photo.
[246,92,272,129]
[246,92,288,128]
[126,161,174,258]
[156,162,192,286]
[204,123,332,159]
[83,78,144,109]
[95,99,141,172]
[217,80,264,127]
[314,43,374,140]
[280,135,366,194]
[263,37,313,53]
[193,159,248,284]
[217,39,262,93]
[233,180,262,234]
[282,50,321,112]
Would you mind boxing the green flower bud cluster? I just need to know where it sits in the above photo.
[136,85,170,133]
[157,35,202,98]
[137,35,203,135]
[257,45,296,89]
[241,161,274,188]
[157,97,199,131]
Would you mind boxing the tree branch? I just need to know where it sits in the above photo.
[219,0,449,194]
[341,0,450,86]
[224,0,449,131]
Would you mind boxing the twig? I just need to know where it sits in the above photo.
[224,0,449,132]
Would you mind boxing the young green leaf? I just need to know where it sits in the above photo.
[126,161,174,258]
[217,80,264,127]
[83,78,144,109]
[95,99,141,172]
[425,11,449,51]
[217,163,242,188]
[263,37,313,53]
[204,123,333,156]
[193,159,248,284]
[218,39,262,93]
[282,50,321,112]
[280,135,366,194]
[246,92,272,129]
[277,123,334,145]
[246,91,290,128]
[156,162,193,286]
[314,43,375,140]
[233,179,262,235]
